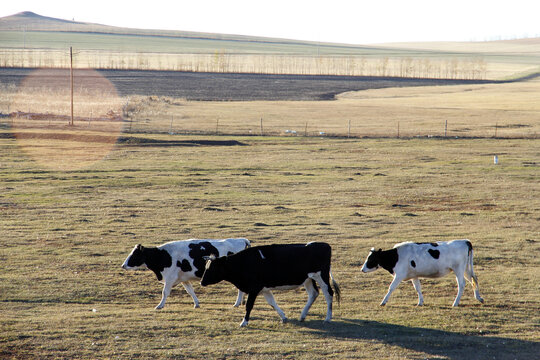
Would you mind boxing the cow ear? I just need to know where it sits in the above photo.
[378,248,382,252]
[136,244,143,250]
[370,247,376,253]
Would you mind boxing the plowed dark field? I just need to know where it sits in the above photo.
[0,68,492,101]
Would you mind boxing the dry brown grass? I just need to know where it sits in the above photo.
[0,134,538,359]
[1,72,538,172]
[2,75,539,144]
[121,78,540,138]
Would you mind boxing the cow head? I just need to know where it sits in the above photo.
[361,248,382,273]
[200,255,224,287]
[121,244,147,270]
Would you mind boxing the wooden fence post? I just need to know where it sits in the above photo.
[70,46,74,126]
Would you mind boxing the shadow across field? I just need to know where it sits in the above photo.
[0,132,246,147]
[116,136,247,147]
[296,319,539,359]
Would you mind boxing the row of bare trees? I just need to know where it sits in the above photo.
[0,49,488,80]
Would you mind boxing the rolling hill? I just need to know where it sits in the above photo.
[0,11,380,55]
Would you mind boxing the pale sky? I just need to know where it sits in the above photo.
[1,0,539,44]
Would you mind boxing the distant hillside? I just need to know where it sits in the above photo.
[3,11,539,55]
[0,11,349,49]
[0,11,81,28]
[380,38,540,56]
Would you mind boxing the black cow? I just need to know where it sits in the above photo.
[201,242,340,327]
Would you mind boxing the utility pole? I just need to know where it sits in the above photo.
[70,47,74,126]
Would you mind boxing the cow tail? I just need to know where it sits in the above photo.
[466,241,479,290]
[330,271,341,305]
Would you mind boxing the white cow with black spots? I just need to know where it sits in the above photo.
[361,240,484,306]
[121,238,250,309]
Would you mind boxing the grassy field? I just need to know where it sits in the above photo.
[95,77,540,138]
[0,132,538,359]
[2,72,539,140]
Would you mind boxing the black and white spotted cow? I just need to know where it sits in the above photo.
[201,242,341,327]
[121,238,250,309]
[361,239,484,307]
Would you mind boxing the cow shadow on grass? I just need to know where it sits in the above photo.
[294,318,539,360]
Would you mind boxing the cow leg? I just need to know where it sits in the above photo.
[465,256,484,303]
[381,276,403,306]
[411,278,424,306]
[262,290,287,323]
[233,290,245,307]
[309,272,333,322]
[453,266,466,307]
[300,279,319,321]
[181,282,200,308]
[156,281,174,310]
[240,292,259,327]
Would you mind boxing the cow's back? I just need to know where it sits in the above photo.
[218,238,250,255]
[229,242,332,289]
[395,240,471,279]
[160,238,248,259]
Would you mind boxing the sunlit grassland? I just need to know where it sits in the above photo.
[106,78,540,138]
[0,133,538,359]
[1,76,538,161]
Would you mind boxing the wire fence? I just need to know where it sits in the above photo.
[120,114,538,139]
[1,112,538,140]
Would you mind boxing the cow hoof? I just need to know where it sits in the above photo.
[379,303,386,307]
[239,320,249,327]
[155,306,164,310]
[281,317,288,324]
[194,304,200,309]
